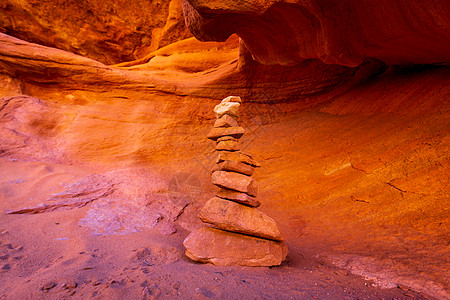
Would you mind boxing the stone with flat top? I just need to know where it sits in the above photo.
[211,170,258,197]
[217,151,260,167]
[207,127,244,141]
[213,160,254,176]
[183,227,287,267]
[199,197,283,241]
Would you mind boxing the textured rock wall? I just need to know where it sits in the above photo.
[0,0,191,64]
[182,0,450,66]
[0,1,449,298]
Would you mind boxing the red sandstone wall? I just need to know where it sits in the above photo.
[182,0,450,66]
[0,0,192,64]
[0,1,449,298]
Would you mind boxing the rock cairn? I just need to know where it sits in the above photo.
[183,96,287,267]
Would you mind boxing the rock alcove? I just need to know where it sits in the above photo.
[0,0,449,298]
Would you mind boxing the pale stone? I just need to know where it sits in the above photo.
[214,114,239,128]
[211,170,257,197]
[217,151,260,167]
[183,227,287,267]
[216,188,261,207]
[221,96,242,104]
[207,127,244,141]
[213,160,254,176]
[214,101,240,119]
[216,139,239,151]
[199,197,282,241]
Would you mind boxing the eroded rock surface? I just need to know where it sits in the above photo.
[0,0,192,64]
[0,1,448,298]
[182,0,450,66]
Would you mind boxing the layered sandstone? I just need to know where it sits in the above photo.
[0,1,449,298]
[0,0,191,64]
[182,0,450,66]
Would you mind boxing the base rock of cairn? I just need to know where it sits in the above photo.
[183,96,288,266]
[184,228,288,267]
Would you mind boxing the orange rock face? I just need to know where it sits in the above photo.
[182,0,450,66]
[0,0,191,64]
[0,1,449,298]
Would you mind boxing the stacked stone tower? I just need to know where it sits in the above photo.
[183,96,287,266]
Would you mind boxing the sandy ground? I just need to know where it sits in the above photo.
[0,157,431,299]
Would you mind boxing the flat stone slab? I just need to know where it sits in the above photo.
[217,151,260,167]
[183,227,287,267]
[216,188,260,207]
[211,170,257,197]
[213,160,254,176]
[199,197,283,241]
[207,127,245,141]
[214,114,239,128]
